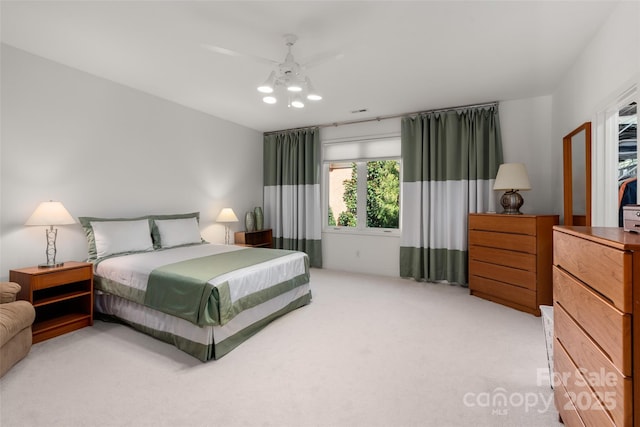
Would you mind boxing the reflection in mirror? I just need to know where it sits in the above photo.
[618,102,637,226]
[563,122,591,226]
[571,130,586,216]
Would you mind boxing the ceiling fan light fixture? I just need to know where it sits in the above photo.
[263,95,277,104]
[257,71,276,94]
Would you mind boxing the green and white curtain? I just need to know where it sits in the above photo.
[400,106,503,284]
[264,128,322,267]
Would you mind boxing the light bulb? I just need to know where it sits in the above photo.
[305,77,322,101]
[291,95,304,108]
[263,96,277,104]
[257,71,276,94]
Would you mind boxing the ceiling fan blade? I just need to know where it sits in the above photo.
[301,51,345,69]
[201,43,278,67]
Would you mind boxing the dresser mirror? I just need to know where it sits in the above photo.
[563,122,592,226]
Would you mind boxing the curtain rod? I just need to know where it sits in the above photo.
[263,101,499,136]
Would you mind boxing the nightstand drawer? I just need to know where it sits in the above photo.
[32,266,92,290]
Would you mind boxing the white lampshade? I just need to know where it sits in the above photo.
[493,163,532,191]
[305,77,322,101]
[216,208,239,223]
[257,71,276,94]
[25,201,76,226]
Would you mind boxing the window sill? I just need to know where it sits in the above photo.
[322,227,401,238]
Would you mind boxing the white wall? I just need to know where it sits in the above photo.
[499,95,556,215]
[319,98,556,276]
[0,45,263,279]
[551,1,639,225]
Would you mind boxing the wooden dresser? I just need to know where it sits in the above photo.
[468,213,559,316]
[553,226,638,427]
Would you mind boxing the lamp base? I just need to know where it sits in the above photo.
[499,190,524,215]
[38,262,65,268]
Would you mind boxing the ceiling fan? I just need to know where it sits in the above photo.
[202,34,342,108]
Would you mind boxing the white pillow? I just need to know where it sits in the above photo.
[90,219,154,258]
[154,217,202,248]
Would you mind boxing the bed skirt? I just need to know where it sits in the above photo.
[95,284,312,361]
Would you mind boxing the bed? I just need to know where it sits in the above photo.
[79,213,311,361]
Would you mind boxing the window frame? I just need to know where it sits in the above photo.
[322,156,402,237]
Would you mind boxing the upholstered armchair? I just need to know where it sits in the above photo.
[0,281,35,377]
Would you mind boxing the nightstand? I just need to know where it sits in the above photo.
[234,229,273,248]
[10,261,93,343]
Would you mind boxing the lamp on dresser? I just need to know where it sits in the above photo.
[216,208,239,245]
[493,163,531,215]
[25,200,76,268]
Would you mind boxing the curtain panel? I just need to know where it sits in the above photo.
[263,128,323,268]
[400,106,503,284]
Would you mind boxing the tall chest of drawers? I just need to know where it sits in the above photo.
[553,226,638,427]
[468,213,559,316]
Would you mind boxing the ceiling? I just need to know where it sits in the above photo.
[0,1,619,133]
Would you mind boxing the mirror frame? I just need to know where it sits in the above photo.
[563,122,592,226]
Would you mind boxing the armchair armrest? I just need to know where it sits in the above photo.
[0,282,21,304]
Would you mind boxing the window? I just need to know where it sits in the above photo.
[326,159,400,232]
[323,136,401,234]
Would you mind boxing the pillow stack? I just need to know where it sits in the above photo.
[78,212,203,261]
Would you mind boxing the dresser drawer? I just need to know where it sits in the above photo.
[554,231,632,313]
[469,230,537,254]
[554,339,616,427]
[469,246,536,271]
[469,260,536,290]
[469,275,536,308]
[553,267,631,375]
[554,304,632,426]
[554,381,587,427]
[469,215,537,235]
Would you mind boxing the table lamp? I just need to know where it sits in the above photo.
[25,201,76,267]
[216,208,239,244]
[493,163,532,215]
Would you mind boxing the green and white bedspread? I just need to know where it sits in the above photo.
[94,243,310,327]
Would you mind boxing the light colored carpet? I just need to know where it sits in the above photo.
[0,268,561,427]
